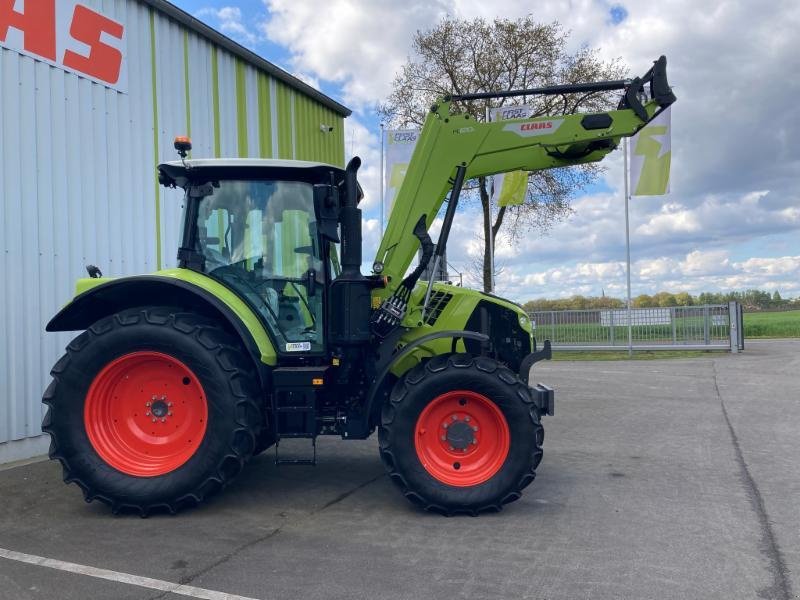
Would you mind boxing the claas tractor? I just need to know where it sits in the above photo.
[42,57,675,515]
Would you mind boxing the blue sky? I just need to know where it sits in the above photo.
[171,0,800,302]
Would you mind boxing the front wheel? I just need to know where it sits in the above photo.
[379,354,544,515]
[42,307,263,515]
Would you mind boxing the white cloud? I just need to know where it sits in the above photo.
[360,217,382,271]
[196,0,800,297]
[260,0,448,109]
[259,0,621,109]
[680,250,730,276]
[635,203,701,237]
[735,255,800,277]
[342,116,381,212]
[638,256,677,280]
[497,250,800,302]
[196,6,260,46]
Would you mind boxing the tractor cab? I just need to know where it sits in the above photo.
[158,158,352,356]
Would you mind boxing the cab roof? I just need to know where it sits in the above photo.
[158,158,346,189]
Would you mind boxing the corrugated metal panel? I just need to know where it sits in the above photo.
[294,93,344,166]
[257,72,272,158]
[154,9,190,269]
[0,0,157,447]
[139,0,351,117]
[0,0,345,455]
[216,50,238,158]
[187,31,214,160]
[245,65,260,158]
[276,81,294,159]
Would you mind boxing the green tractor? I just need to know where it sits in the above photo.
[42,58,674,515]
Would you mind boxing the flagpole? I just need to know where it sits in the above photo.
[485,105,494,293]
[489,189,494,293]
[624,137,633,357]
[379,122,385,235]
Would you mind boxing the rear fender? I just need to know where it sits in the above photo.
[47,273,277,385]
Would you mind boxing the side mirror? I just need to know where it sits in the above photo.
[313,183,340,242]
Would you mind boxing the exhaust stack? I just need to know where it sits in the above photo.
[339,157,364,280]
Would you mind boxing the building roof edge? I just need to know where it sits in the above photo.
[141,0,352,117]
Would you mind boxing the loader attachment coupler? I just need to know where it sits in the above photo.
[619,56,675,120]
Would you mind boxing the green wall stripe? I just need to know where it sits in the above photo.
[318,104,324,161]
[276,82,293,159]
[336,110,343,164]
[297,94,310,160]
[210,52,344,164]
[295,94,305,160]
[322,105,330,162]
[321,104,328,162]
[324,106,330,162]
[310,98,317,160]
[257,73,272,158]
[339,115,346,165]
[290,90,296,159]
[293,93,302,159]
[149,8,161,270]
[235,59,248,157]
[211,47,221,158]
[183,31,191,140]
[294,99,339,164]
[334,109,343,164]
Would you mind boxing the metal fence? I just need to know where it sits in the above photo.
[528,302,744,352]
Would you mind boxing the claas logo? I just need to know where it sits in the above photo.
[392,132,417,143]
[0,0,124,86]
[520,121,553,131]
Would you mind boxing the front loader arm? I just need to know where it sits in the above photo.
[374,56,675,294]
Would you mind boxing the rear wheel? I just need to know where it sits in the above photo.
[42,307,262,515]
[379,354,543,515]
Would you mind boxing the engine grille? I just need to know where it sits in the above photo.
[423,291,453,325]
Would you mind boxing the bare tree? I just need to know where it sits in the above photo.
[380,17,626,292]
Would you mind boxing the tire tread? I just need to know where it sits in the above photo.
[378,353,544,516]
[41,307,262,516]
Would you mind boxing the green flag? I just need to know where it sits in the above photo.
[490,106,534,207]
[630,107,671,196]
[494,171,528,206]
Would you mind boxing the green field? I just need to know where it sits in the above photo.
[540,310,800,361]
[530,309,800,345]
[743,310,800,338]
[531,313,731,345]
[551,349,710,361]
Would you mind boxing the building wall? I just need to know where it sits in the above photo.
[0,0,346,462]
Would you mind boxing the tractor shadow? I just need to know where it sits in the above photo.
[59,438,572,520]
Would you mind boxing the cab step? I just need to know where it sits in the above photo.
[274,436,316,466]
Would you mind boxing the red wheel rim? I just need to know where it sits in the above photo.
[414,390,510,487]
[84,351,208,477]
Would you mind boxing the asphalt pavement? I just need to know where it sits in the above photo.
[0,339,797,600]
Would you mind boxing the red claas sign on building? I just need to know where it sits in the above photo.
[0,0,126,91]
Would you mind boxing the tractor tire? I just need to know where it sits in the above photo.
[378,353,544,515]
[42,307,262,515]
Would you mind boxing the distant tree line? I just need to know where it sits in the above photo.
[523,290,800,312]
